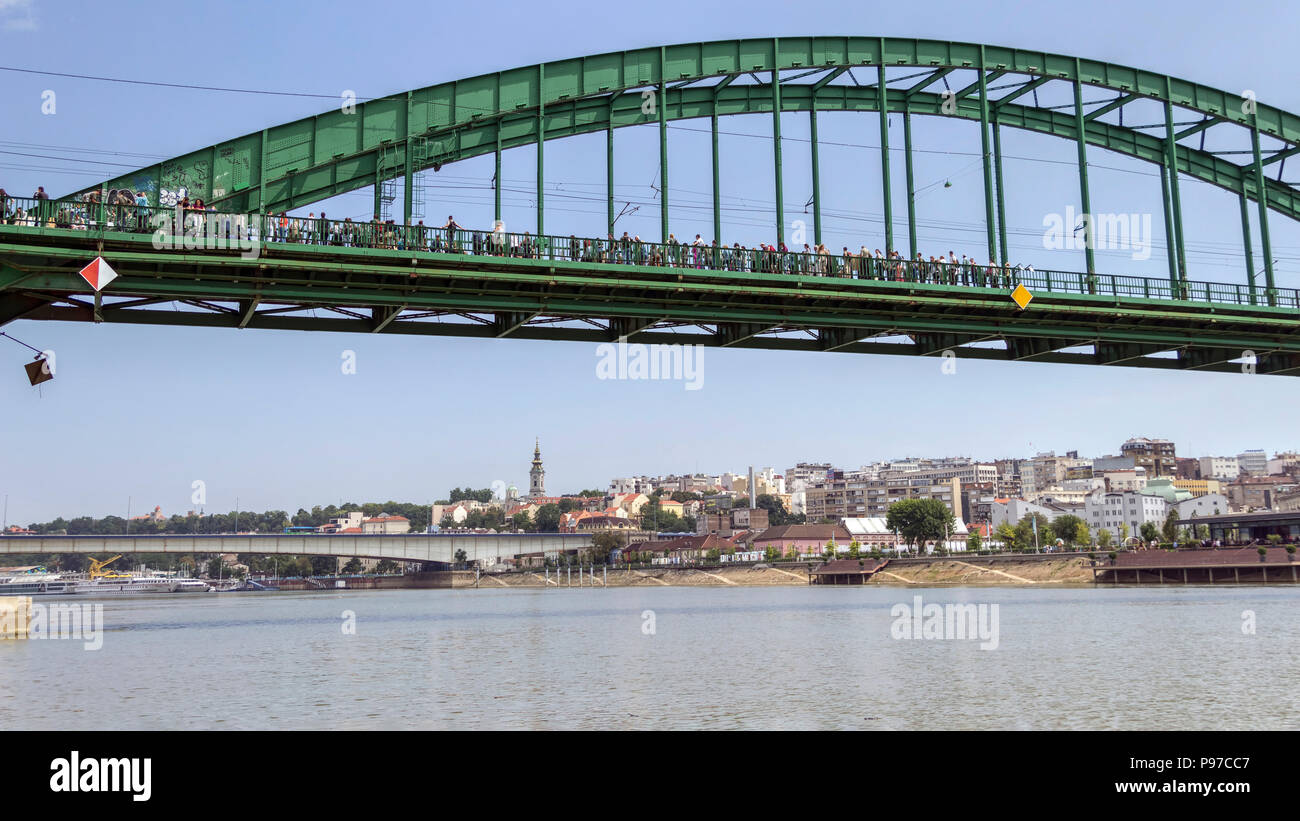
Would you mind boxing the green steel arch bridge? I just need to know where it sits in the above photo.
[2,36,1299,375]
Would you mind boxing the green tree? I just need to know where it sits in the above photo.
[1140,521,1159,543]
[993,523,1018,552]
[589,531,624,564]
[754,493,803,526]
[1097,529,1113,548]
[1075,521,1092,547]
[375,559,400,574]
[967,529,982,553]
[1014,513,1052,552]
[886,499,955,556]
[449,488,493,503]
[1050,515,1086,546]
[1161,508,1180,543]
[533,504,562,533]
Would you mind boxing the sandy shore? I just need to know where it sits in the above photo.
[467,557,1096,588]
[867,557,1094,585]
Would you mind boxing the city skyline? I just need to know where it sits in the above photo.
[6,426,1297,525]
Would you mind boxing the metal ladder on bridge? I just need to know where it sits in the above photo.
[377,138,428,222]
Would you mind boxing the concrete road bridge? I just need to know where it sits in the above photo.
[0,533,594,566]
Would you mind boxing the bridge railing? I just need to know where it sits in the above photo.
[1,193,1295,310]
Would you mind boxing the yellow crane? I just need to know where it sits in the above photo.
[88,555,125,580]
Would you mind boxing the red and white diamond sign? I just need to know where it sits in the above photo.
[78,256,118,291]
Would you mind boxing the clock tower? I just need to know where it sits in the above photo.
[529,438,546,498]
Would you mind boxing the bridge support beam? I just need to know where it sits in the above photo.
[238,297,261,329]
[537,63,545,237]
[772,54,784,248]
[911,332,987,355]
[810,107,822,247]
[658,47,669,242]
[712,102,721,246]
[1160,161,1179,289]
[1239,177,1256,303]
[1072,69,1097,288]
[1095,342,1176,366]
[0,293,47,327]
[993,122,1008,266]
[717,322,770,347]
[492,311,536,338]
[1006,337,1071,361]
[370,305,404,333]
[1163,88,1188,286]
[977,59,996,265]
[1250,114,1276,306]
[494,131,502,224]
[403,93,414,225]
[1259,353,1300,376]
[819,327,861,352]
[903,108,916,260]
[1180,347,1253,372]
[607,102,615,234]
[607,316,664,341]
[877,61,893,255]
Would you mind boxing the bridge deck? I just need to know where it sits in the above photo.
[2,203,1297,375]
[0,533,594,565]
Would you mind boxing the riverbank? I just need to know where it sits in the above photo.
[458,556,1097,588]
[868,556,1095,585]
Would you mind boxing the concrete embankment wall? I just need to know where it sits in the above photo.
[263,558,1099,590]
[869,556,1095,585]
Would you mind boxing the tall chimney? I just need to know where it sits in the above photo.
[749,466,756,509]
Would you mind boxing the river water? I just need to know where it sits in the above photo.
[1,586,1296,730]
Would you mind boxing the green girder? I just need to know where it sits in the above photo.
[75,37,1299,225]
[2,228,1298,376]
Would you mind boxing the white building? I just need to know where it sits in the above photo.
[840,517,970,553]
[1198,456,1241,481]
[1085,491,1167,540]
[990,498,1061,530]
[1238,449,1268,476]
[1174,493,1230,521]
[362,514,411,535]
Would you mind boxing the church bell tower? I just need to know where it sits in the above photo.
[529,438,546,498]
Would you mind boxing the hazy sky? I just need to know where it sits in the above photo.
[2,0,1298,524]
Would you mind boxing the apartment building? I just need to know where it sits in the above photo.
[1198,456,1241,481]
[1120,438,1177,478]
[1237,449,1268,476]
[805,473,962,521]
[1085,491,1167,539]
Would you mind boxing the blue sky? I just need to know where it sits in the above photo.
[2,0,1298,524]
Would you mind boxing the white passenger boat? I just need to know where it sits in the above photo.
[0,572,79,596]
[71,576,212,595]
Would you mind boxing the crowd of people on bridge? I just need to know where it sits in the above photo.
[0,185,1037,288]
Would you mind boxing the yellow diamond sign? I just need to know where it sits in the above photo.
[1011,283,1034,310]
